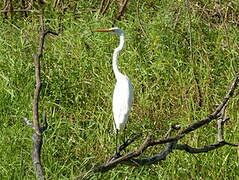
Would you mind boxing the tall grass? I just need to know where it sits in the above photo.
[0,0,238,179]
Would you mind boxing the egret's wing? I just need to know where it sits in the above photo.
[113,77,133,130]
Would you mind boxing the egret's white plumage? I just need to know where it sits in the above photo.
[94,27,133,133]
[111,28,133,132]
[113,73,133,131]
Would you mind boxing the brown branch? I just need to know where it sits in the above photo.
[92,75,239,173]
[93,134,155,173]
[173,141,238,153]
[94,124,181,172]
[33,29,57,135]
[117,133,142,152]
[31,28,57,180]
[132,142,176,165]
[130,125,181,166]
[17,5,58,179]
[172,100,238,154]
[22,28,57,180]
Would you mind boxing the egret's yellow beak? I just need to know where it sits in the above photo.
[93,29,114,32]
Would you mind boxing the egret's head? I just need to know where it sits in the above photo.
[93,27,124,36]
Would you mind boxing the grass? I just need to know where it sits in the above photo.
[0,0,238,179]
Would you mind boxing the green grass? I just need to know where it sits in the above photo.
[0,0,238,179]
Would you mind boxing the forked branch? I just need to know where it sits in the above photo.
[23,27,57,180]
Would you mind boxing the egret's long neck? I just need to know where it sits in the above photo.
[113,34,124,80]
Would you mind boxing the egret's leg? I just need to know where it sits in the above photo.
[115,129,119,154]
[123,125,127,143]
[123,129,126,144]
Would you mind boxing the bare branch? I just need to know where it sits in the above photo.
[130,125,181,166]
[132,142,176,165]
[95,124,182,172]
[32,133,44,180]
[93,134,154,172]
[174,141,238,153]
[30,27,58,180]
[118,133,142,152]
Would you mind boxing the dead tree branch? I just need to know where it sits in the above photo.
[22,28,57,180]
[173,141,238,153]
[32,28,57,180]
[92,75,239,173]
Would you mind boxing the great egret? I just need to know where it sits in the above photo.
[94,27,133,152]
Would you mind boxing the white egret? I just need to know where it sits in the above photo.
[94,27,133,152]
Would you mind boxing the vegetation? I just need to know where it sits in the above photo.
[0,0,238,179]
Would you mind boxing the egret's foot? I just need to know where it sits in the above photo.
[108,151,121,162]
[113,151,121,159]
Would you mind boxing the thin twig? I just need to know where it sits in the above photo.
[151,76,239,146]
[93,134,154,173]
